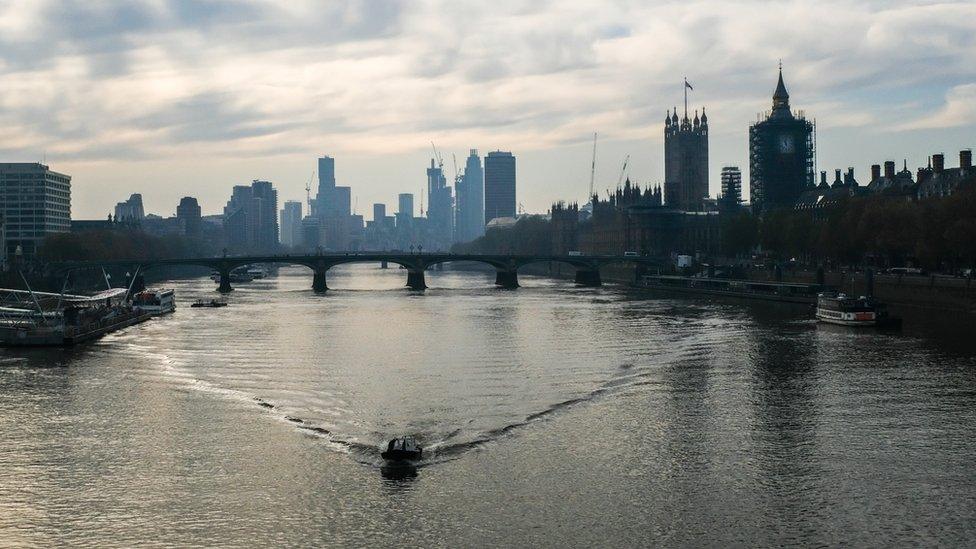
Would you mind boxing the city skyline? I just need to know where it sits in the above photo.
[0,1,971,219]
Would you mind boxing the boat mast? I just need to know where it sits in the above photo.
[55,272,70,312]
[18,270,45,325]
[125,265,141,301]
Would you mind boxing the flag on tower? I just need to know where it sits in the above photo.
[685,79,693,90]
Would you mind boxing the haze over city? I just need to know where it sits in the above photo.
[3,2,976,547]
[1,0,973,218]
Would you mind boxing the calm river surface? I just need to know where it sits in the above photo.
[2,265,975,547]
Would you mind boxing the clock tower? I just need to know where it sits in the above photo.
[748,65,815,214]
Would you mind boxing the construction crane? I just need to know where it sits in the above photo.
[616,154,630,187]
[430,141,443,169]
[305,171,315,212]
[452,153,463,192]
[588,132,597,203]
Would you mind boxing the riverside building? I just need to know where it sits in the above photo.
[0,163,71,260]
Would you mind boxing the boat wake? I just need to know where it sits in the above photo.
[256,362,662,469]
[104,283,745,472]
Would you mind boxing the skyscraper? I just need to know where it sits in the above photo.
[719,167,742,211]
[398,193,414,218]
[176,196,202,237]
[0,163,71,259]
[223,180,279,252]
[748,67,815,214]
[314,155,355,249]
[455,149,484,242]
[484,151,516,224]
[426,158,454,246]
[396,193,414,229]
[223,185,254,251]
[315,155,351,221]
[664,88,708,210]
[280,200,303,247]
[114,193,145,222]
[250,180,279,250]
[372,203,386,224]
[315,156,335,218]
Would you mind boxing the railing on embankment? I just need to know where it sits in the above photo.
[748,269,976,314]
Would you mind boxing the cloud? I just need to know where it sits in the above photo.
[894,83,976,131]
[0,0,973,216]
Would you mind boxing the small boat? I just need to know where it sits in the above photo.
[132,288,176,316]
[816,292,889,327]
[211,270,254,284]
[191,298,228,308]
[381,436,423,462]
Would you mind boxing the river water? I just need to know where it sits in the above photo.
[1,265,975,547]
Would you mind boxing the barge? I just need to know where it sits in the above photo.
[0,288,152,346]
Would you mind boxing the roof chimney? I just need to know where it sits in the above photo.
[933,153,945,174]
[820,171,828,187]
[884,161,895,179]
[961,149,972,170]
[871,164,881,181]
[833,169,843,187]
[846,167,856,187]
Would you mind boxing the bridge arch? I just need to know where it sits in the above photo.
[50,253,666,294]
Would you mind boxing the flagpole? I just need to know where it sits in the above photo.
[684,77,689,120]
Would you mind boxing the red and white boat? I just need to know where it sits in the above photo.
[815,292,883,327]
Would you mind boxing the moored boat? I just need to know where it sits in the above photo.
[211,270,254,284]
[191,298,228,308]
[816,292,887,327]
[132,288,176,316]
[0,288,152,346]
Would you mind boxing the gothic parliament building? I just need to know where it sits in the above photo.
[662,68,816,216]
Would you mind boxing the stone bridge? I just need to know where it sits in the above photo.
[52,253,665,293]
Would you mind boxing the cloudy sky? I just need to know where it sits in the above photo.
[1,0,974,219]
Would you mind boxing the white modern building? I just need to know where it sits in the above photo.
[0,163,71,260]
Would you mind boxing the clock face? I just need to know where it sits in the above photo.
[778,134,795,153]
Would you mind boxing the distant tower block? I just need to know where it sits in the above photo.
[719,166,742,211]
[484,151,516,224]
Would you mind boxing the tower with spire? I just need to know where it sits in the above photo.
[663,79,709,211]
[748,64,815,214]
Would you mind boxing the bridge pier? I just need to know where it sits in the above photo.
[574,269,602,287]
[380,261,388,269]
[312,269,328,293]
[217,269,233,293]
[494,270,519,289]
[406,269,427,291]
